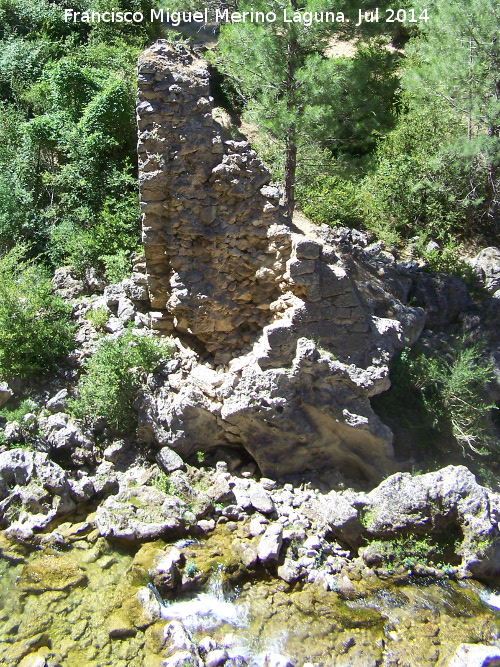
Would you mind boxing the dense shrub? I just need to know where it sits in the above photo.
[390,342,496,457]
[71,332,174,431]
[0,0,159,272]
[0,246,75,378]
[296,174,366,228]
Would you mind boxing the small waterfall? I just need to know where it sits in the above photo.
[160,564,248,632]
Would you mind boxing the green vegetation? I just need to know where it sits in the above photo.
[0,0,161,274]
[85,306,109,330]
[385,341,496,458]
[214,0,500,249]
[184,559,199,578]
[216,2,398,216]
[0,245,75,378]
[152,470,173,495]
[71,332,174,431]
[2,399,39,425]
[367,533,460,571]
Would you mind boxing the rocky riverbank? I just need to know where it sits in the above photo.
[2,494,500,667]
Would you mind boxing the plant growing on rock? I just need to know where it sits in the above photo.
[71,331,174,432]
[389,341,496,457]
[84,306,109,330]
[184,560,198,578]
[152,471,173,495]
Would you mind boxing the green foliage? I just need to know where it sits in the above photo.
[101,250,133,285]
[391,342,496,457]
[216,5,399,214]
[0,0,155,269]
[2,398,39,423]
[0,245,75,378]
[368,533,460,571]
[297,173,365,228]
[362,0,500,239]
[184,559,198,578]
[414,240,480,290]
[85,306,109,330]
[152,470,173,494]
[71,332,174,431]
[361,102,471,241]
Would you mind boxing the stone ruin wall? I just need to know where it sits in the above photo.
[136,42,429,481]
[137,42,373,368]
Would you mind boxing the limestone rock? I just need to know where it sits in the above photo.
[95,485,187,541]
[248,483,275,515]
[316,465,500,577]
[150,546,184,597]
[0,449,75,533]
[19,554,86,591]
[3,421,20,443]
[258,523,283,564]
[205,649,229,667]
[0,382,13,407]
[448,643,500,667]
[471,247,500,294]
[413,272,471,327]
[41,412,92,453]
[156,446,186,473]
[103,439,130,464]
[46,389,69,413]
[52,266,86,299]
[135,44,430,482]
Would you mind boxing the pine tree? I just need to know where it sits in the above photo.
[404,0,500,227]
[216,0,338,217]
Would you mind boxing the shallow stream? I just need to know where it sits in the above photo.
[1,518,500,667]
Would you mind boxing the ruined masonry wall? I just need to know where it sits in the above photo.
[137,42,371,366]
[137,43,291,353]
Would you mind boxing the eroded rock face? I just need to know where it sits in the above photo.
[0,449,75,539]
[136,43,427,481]
[318,465,500,578]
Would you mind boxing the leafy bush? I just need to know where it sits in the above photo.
[152,470,173,494]
[414,240,479,290]
[0,245,75,378]
[391,342,496,457]
[71,332,174,431]
[296,174,366,228]
[85,306,109,330]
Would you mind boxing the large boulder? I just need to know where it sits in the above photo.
[412,272,471,327]
[0,449,75,537]
[317,465,500,578]
[470,247,500,294]
[95,485,188,541]
[138,339,398,483]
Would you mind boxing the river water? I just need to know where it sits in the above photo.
[1,523,500,667]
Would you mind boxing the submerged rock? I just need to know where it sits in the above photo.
[18,554,86,592]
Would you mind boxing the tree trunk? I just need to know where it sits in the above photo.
[283,0,298,219]
[284,132,297,218]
